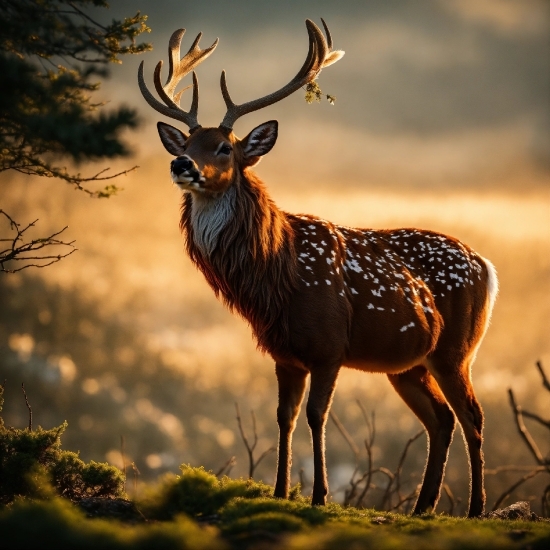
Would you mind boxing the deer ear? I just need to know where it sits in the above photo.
[157,122,189,156]
[241,121,278,167]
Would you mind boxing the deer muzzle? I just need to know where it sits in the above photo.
[170,155,205,189]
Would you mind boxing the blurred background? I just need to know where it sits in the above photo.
[1,0,549,514]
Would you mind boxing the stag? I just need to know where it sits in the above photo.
[138,19,498,517]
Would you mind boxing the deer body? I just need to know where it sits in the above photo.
[139,20,498,517]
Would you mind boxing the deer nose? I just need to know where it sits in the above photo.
[171,156,194,175]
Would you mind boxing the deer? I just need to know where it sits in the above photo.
[138,19,498,517]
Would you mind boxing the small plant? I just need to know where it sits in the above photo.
[0,382,124,505]
[304,81,336,105]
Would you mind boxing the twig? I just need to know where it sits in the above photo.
[536,361,550,392]
[0,210,76,273]
[330,411,360,465]
[330,410,364,505]
[393,430,424,502]
[390,486,419,512]
[543,484,550,517]
[508,388,546,465]
[215,456,236,478]
[120,435,127,491]
[130,462,140,499]
[485,465,548,475]
[443,483,455,516]
[492,468,544,511]
[378,466,396,510]
[21,383,32,431]
[517,410,550,430]
[235,403,275,478]
[299,468,306,494]
[355,407,376,508]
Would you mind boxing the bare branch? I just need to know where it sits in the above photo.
[536,360,550,392]
[330,411,360,465]
[299,468,307,495]
[355,407,377,508]
[120,435,127,492]
[442,483,456,516]
[492,468,545,511]
[235,403,275,478]
[0,210,76,273]
[521,410,550,431]
[21,383,32,431]
[130,462,141,500]
[215,456,236,478]
[391,486,420,513]
[485,465,549,475]
[543,484,550,517]
[508,388,546,466]
[393,430,424,502]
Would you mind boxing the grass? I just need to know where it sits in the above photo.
[1,466,549,550]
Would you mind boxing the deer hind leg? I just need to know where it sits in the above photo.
[274,363,308,499]
[306,365,341,506]
[430,360,485,517]
[388,366,456,514]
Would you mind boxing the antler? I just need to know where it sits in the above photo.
[138,29,219,131]
[219,19,344,131]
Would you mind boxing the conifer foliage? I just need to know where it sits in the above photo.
[0,0,151,191]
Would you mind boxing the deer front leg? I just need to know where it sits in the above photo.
[274,363,308,499]
[306,365,340,506]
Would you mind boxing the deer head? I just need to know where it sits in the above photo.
[138,19,344,197]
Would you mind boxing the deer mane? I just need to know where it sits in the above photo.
[180,170,298,354]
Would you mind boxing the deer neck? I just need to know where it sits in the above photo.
[189,184,238,258]
[180,170,297,353]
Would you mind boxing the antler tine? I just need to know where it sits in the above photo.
[219,19,343,131]
[321,18,332,49]
[137,28,218,131]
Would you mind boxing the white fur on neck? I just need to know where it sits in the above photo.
[190,185,237,257]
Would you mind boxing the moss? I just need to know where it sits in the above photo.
[139,465,273,520]
[0,497,225,550]
[220,496,328,528]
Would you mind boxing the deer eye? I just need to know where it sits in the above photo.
[217,143,232,156]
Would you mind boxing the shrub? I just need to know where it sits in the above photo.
[0,383,124,504]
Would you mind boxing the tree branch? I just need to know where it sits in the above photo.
[492,468,545,511]
[0,210,76,273]
[507,388,546,466]
[235,403,275,478]
[536,361,550,392]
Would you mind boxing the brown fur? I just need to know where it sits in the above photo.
[180,169,298,354]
